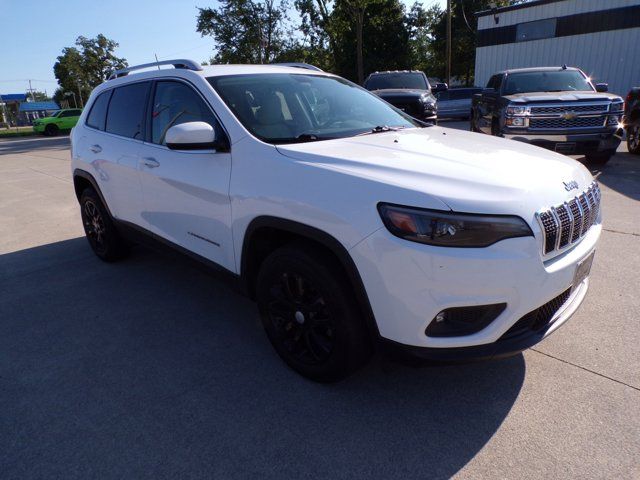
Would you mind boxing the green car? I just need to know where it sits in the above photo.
[33,108,83,136]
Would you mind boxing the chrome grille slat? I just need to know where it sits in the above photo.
[536,181,600,255]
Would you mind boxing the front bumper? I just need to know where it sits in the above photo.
[503,129,622,154]
[350,221,601,357]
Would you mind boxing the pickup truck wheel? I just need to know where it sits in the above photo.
[585,149,615,166]
[44,124,58,136]
[627,121,640,154]
[256,244,371,382]
[79,188,129,262]
[491,119,501,137]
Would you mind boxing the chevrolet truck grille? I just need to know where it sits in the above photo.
[536,182,601,255]
[529,116,605,129]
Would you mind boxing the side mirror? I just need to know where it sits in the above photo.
[432,82,448,93]
[595,83,608,93]
[166,121,217,150]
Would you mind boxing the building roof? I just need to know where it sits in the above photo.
[476,0,566,17]
[0,93,28,102]
[19,101,59,112]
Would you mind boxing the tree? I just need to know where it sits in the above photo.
[25,90,50,102]
[197,0,289,64]
[53,34,127,107]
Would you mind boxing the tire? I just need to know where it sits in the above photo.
[491,119,501,137]
[585,149,615,166]
[79,187,129,262]
[470,111,478,132]
[627,121,640,155]
[44,124,59,136]
[256,243,372,382]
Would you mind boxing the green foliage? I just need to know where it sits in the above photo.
[53,34,127,106]
[197,0,289,64]
[25,90,50,102]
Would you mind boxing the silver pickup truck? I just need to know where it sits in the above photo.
[471,66,624,165]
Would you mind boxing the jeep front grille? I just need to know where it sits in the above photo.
[536,182,600,255]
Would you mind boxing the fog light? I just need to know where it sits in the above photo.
[607,115,621,126]
[506,117,525,127]
[425,303,507,337]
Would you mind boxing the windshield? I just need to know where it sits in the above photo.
[502,70,594,95]
[48,111,61,117]
[208,73,420,144]
[364,73,429,91]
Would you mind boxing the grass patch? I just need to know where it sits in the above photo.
[0,127,39,138]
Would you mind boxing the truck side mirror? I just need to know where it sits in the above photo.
[595,83,608,93]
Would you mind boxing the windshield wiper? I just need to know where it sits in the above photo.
[356,125,406,136]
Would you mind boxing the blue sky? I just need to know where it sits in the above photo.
[0,0,445,96]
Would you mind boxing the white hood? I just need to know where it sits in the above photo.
[276,126,594,221]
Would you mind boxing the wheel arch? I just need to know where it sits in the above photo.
[73,169,114,218]
[240,216,380,339]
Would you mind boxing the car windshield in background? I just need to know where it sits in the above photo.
[208,74,420,144]
[502,70,594,95]
[365,73,428,91]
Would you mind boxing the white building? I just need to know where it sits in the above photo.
[474,0,640,96]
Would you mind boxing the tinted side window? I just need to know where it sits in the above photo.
[106,82,150,139]
[151,81,218,145]
[86,91,111,130]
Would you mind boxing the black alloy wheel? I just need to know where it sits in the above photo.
[628,121,640,154]
[256,244,371,382]
[79,188,129,262]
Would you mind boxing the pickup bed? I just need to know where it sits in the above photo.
[471,67,624,164]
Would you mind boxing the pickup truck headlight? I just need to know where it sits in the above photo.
[506,105,529,115]
[505,117,526,127]
[378,204,533,247]
[610,102,624,112]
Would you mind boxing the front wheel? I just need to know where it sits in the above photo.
[627,121,640,154]
[44,124,59,136]
[256,244,371,382]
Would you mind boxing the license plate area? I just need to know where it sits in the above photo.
[555,142,576,154]
[573,250,595,290]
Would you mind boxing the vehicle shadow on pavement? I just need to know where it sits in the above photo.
[0,238,525,479]
[584,152,639,202]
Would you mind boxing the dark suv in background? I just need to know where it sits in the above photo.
[364,70,446,122]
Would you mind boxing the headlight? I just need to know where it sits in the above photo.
[610,102,624,112]
[378,203,533,247]
[506,105,529,115]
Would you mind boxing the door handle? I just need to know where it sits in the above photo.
[141,157,160,168]
[90,144,102,153]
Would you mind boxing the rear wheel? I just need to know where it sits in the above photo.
[627,120,640,155]
[256,244,371,382]
[44,124,58,136]
[585,149,616,166]
[79,188,129,262]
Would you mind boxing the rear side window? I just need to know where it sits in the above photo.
[106,82,150,139]
[86,91,111,130]
[151,81,219,145]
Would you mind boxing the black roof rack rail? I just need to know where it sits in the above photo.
[108,59,203,80]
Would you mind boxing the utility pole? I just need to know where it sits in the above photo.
[28,80,36,102]
[446,0,452,87]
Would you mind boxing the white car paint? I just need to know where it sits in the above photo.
[71,63,600,352]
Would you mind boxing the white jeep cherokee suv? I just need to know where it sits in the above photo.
[71,60,601,382]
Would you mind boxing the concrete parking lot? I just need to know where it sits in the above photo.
[1,127,639,479]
